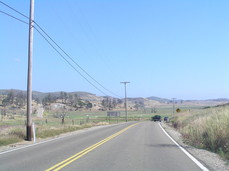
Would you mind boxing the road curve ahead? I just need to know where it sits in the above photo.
[0,121,208,171]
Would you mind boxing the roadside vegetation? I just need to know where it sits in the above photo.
[170,105,229,160]
[0,127,25,146]
[0,90,173,147]
[1,89,220,149]
[0,125,105,147]
[0,115,132,147]
[0,111,147,147]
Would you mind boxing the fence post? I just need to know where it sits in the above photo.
[62,116,64,125]
[32,122,36,143]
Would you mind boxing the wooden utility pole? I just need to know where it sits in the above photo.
[172,98,176,114]
[26,0,34,141]
[120,82,130,122]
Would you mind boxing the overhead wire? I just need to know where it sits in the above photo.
[0,9,108,96]
[61,2,121,97]
[0,0,121,98]
[0,1,29,19]
[34,22,121,98]
[34,27,108,96]
[0,10,28,24]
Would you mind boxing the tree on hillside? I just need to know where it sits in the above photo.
[86,100,93,110]
[2,98,10,106]
[101,97,109,110]
[42,93,57,105]
[112,99,117,108]
[60,91,64,103]
[78,99,85,108]
[34,97,41,104]
[68,94,73,105]
[2,90,16,106]
[101,97,117,110]
[60,92,68,104]
[8,90,15,104]
[134,101,145,111]
[15,92,25,107]
[68,94,78,106]
[117,99,123,104]
[108,99,112,110]
[68,94,82,109]
[64,92,68,104]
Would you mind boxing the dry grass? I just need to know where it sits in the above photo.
[0,121,110,147]
[171,106,229,160]
[0,127,25,146]
[35,121,110,139]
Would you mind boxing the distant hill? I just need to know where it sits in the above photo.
[147,96,171,103]
[0,89,101,102]
[1,89,229,105]
[206,98,229,102]
[0,89,25,95]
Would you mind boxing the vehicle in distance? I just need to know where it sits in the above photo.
[164,116,169,122]
[151,115,162,122]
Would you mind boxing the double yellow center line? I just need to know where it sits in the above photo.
[45,122,140,171]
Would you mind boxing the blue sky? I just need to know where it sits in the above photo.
[1,0,229,100]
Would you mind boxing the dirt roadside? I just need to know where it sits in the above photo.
[161,122,229,171]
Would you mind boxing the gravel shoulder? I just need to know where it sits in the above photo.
[161,122,229,171]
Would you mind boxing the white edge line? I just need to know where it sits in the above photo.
[0,122,128,155]
[159,123,209,171]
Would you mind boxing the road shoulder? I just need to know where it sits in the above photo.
[0,123,124,154]
[161,122,229,171]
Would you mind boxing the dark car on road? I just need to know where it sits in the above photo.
[164,117,169,122]
[151,115,162,122]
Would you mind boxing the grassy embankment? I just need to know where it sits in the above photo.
[170,105,229,160]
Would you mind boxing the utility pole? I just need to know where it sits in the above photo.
[120,82,130,122]
[172,98,176,114]
[26,0,34,141]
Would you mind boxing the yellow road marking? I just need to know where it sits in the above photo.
[45,122,140,171]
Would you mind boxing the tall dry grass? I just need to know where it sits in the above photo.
[0,122,109,147]
[171,106,229,160]
[0,127,25,146]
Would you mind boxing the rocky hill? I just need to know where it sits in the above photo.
[1,89,228,114]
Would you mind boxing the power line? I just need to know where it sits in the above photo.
[0,10,28,24]
[34,27,108,96]
[57,2,121,97]
[34,22,121,98]
[0,9,107,96]
[0,1,121,97]
[0,1,29,19]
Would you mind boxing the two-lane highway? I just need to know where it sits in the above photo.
[0,122,208,171]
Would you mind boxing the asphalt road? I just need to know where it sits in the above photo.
[0,121,207,171]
